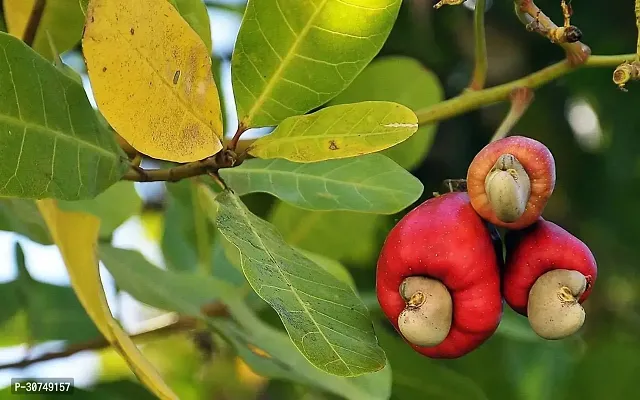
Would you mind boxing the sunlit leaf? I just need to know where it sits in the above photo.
[330,56,444,170]
[83,0,223,162]
[219,155,423,214]
[3,0,84,60]
[0,33,127,200]
[168,0,213,52]
[248,102,418,162]
[208,189,386,377]
[232,0,402,128]
[269,201,382,264]
[36,200,178,400]
[58,181,141,238]
[0,199,51,244]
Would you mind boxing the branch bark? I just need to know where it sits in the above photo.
[23,0,47,48]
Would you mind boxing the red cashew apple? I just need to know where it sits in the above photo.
[503,218,598,339]
[376,192,503,358]
[467,136,556,230]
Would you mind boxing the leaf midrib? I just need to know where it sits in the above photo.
[227,193,355,375]
[0,113,120,160]
[260,128,415,143]
[242,0,328,126]
[225,165,415,196]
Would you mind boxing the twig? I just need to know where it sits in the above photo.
[227,124,249,152]
[122,157,221,182]
[468,0,488,90]
[22,0,46,48]
[416,53,634,126]
[515,0,590,66]
[490,87,535,142]
[0,317,198,371]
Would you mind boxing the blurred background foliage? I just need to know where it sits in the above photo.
[0,0,639,399]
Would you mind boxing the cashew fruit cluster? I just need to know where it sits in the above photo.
[376,136,598,359]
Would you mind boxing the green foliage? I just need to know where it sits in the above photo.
[3,0,85,60]
[0,243,99,346]
[0,199,51,244]
[0,33,127,200]
[248,102,418,162]
[231,0,402,128]
[220,155,423,214]
[58,181,141,238]
[330,56,444,170]
[167,0,213,51]
[210,189,386,377]
[269,201,382,264]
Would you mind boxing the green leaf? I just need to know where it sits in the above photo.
[168,0,213,52]
[209,189,386,377]
[219,155,423,214]
[248,102,418,162]
[99,246,223,316]
[374,325,488,400]
[212,300,392,400]
[97,243,390,400]
[0,33,127,200]
[3,0,85,60]
[297,249,356,290]
[0,242,100,346]
[232,0,402,128]
[162,181,217,273]
[0,199,51,244]
[58,181,141,238]
[330,56,444,170]
[269,201,382,264]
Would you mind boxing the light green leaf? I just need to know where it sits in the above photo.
[212,299,392,400]
[97,243,390,399]
[219,154,423,214]
[0,243,100,346]
[0,33,127,200]
[3,0,85,60]
[232,0,402,128]
[248,102,418,162]
[99,246,223,316]
[270,201,382,264]
[58,181,141,238]
[330,56,444,170]
[168,0,213,51]
[0,199,51,244]
[297,249,356,290]
[375,325,488,400]
[208,189,386,377]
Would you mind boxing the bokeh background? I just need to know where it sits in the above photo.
[0,0,639,399]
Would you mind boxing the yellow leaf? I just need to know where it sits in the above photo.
[83,0,224,163]
[36,200,178,400]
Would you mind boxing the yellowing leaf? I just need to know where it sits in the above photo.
[36,200,178,400]
[248,101,418,162]
[3,0,85,60]
[83,0,223,163]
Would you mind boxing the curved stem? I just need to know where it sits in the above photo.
[490,87,535,142]
[468,0,487,90]
[22,0,46,47]
[416,54,633,127]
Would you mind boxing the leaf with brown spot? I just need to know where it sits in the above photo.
[82,0,223,163]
